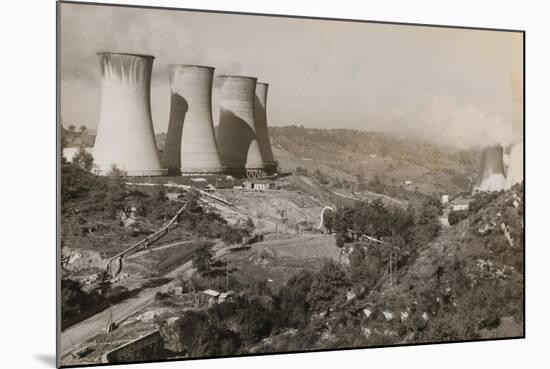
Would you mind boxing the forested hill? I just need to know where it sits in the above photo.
[269,126,481,196]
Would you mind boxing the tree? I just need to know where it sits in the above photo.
[160,311,241,356]
[108,164,127,177]
[221,227,243,246]
[72,147,94,171]
[335,234,345,263]
[79,125,88,134]
[192,246,213,275]
[61,278,98,324]
[448,210,468,225]
[235,300,274,344]
[356,174,367,192]
[68,125,76,132]
[277,208,288,233]
[244,217,255,233]
[314,169,329,185]
[255,280,272,297]
[336,234,345,249]
[295,166,309,176]
[308,260,350,313]
[323,210,334,233]
[275,270,314,328]
[152,185,167,202]
[349,246,366,281]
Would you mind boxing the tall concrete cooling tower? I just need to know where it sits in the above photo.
[217,75,266,178]
[474,145,507,193]
[162,65,223,175]
[254,82,277,174]
[93,52,165,176]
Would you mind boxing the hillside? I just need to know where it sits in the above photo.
[242,184,524,353]
[336,183,524,345]
[62,124,478,197]
[269,126,480,196]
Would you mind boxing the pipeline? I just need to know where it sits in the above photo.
[105,204,187,276]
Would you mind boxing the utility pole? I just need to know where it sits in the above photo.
[190,278,197,306]
[389,251,392,287]
[394,249,398,286]
[226,244,229,291]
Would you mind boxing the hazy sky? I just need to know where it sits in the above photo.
[60,2,523,149]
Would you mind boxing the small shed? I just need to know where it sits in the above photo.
[199,289,220,307]
[219,291,235,303]
[451,198,472,211]
[244,179,273,192]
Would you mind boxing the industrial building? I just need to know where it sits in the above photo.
[244,179,274,192]
[217,75,266,178]
[93,52,165,176]
[162,65,223,175]
[473,145,507,193]
[254,83,277,174]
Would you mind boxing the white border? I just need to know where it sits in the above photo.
[1,1,547,368]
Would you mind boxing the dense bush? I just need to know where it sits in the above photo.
[192,246,213,275]
[307,260,350,313]
[160,311,241,357]
[469,191,501,214]
[275,270,314,328]
[448,209,469,225]
[61,279,98,320]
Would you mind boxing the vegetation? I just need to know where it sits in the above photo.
[61,279,99,325]
[448,209,468,225]
[330,198,440,254]
[270,126,478,195]
[162,184,523,355]
[59,125,522,358]
[62,124,94,147]
[192,246,213,275]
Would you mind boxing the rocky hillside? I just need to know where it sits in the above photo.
[335,183,525,346]
[242,183,523,353]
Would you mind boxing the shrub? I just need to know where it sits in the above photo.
[448,210,468,225]
[72,147,95,171]
[308,260,350,313]
[192,246,213,275]
[275,270,314,328]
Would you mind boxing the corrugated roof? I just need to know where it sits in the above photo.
[202,289,220,297]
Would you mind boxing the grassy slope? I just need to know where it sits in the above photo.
[270,126,479,196]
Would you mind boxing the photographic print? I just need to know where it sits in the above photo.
[57,1,524,367]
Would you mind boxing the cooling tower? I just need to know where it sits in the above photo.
[506,141,524,188]
[93,52,165,176]
[217,75,266,177]
[474,145,507,192]
[254,82,277,174]
[162,65,223,174]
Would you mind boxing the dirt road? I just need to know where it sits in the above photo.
[60,246,197,358]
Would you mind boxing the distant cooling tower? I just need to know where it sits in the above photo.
[93,52,165,176]
[217,75,266,177]
[474,145,507,192]
[254,83,277,174]
[506,141,524,188]
[162,65,223,174]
